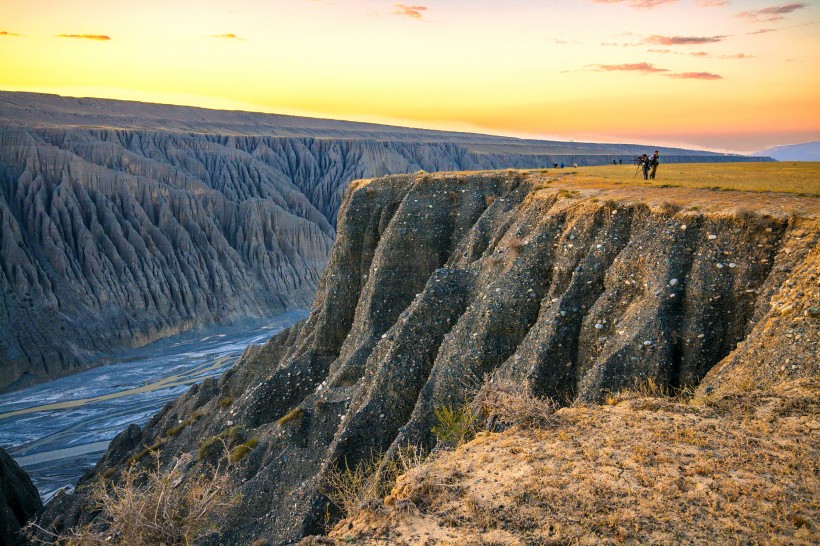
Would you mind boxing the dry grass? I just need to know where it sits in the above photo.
[572,162,820,195]
[323,379,819,545]
[29,453,239,546]
[472,371,558,431]
[229,438,259,463]
[322,444,429,521]
[277,406,304,426]
[198,425,249,462]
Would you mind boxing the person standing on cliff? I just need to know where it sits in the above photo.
[640,153,650,180]
[649,150,660,179]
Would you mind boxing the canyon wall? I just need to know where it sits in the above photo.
[37,172,818,544]
[0,92,770,390]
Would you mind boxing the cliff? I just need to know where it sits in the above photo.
[35,171,818,544]
[0,447,41,545]
[0,91,772,391]
[0,127,335,390]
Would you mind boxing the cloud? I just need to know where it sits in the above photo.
[592,0,677,9]
[737,2,807,22]
[0,31,22,37]
[666,71,723,79]
[648,48,754,59]
[393,4,428,19]
[748,27,778,34]
[695,0,730,6]
[208,33,247,40]
[552,38,582,45]
[593,62,668,73]
[644,34,727,45]
[56,34,111,40]
[589,62,725,80]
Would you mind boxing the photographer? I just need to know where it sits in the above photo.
[649,150,660,179]
[640,153,650,180]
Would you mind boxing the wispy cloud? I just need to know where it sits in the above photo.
[592,0,678,9]
[666,71,723,79]
[208,33,247,40]
[695,0,730,6]
[648,48,754,59]
[590,63,723,80]
[737,2,807,22]
[0,31,22,37]
[644,34,727,45]
[593,62,668,73]
[747,20,818,34]
[552,38,582,45]
[393,4,428,19]
[56,34,111,40]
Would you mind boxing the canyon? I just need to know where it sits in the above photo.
[0,91,769,391]
[34,170,818,545]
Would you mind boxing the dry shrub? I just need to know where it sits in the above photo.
[322,456,383,518]
[29,452,238,546]
[323,445,428,519]
[603,376,670,405]
[472,371,558,430]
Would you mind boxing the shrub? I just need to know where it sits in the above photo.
[165,421,190,437]
[322,456,383,518]
[229,439,259,463]
[322,445,428,520]
[219,396,234,409]
[472,371,558,430]
[165,411,205,437]
[127,441,165,466]
[277,407,304,426]
[432,404,478,447]
[198,426,247,462]
[28,453,238,546]
[604,376,670,405]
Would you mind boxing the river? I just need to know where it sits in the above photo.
[0,311,306,501]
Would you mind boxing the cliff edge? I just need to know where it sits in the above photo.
[35,171,819,545]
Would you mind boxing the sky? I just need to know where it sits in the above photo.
[1,0,819,153]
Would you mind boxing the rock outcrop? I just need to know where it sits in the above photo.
[0,92,772,391]
[0,447,42,545]
[35,171,818,545]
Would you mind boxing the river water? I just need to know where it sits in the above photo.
[0,311,305,501]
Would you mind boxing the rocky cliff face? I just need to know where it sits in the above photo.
[36,171,818,545]
[0,447,41,545]
[0,92,772,390]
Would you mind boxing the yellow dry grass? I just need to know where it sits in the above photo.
[571,162,820,195]
[322,379,819,546]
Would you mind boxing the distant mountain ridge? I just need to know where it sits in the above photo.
[1,91,764,158]
[0,91,772,391]
[753,141,820,162]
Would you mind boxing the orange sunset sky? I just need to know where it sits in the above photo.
[1,0,818,153]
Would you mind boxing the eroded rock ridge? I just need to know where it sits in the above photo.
[37,172,818,545]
